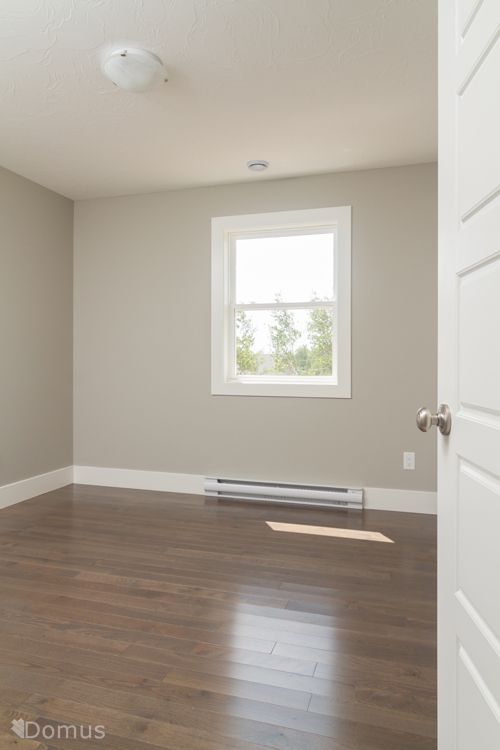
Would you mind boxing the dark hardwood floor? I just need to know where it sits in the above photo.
[0,485,436,749]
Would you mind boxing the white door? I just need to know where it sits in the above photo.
[438,0,500,747]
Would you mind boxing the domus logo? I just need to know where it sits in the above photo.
[11,717,105,741]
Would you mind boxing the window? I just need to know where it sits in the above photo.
[211,206,351,398]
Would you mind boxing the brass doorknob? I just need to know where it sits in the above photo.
[416,404,452,436]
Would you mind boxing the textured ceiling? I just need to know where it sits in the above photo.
[0,0,437,199]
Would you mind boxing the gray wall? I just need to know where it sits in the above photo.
[0,166,73,486]
[74,163,437,491]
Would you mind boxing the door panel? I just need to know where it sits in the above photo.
[456,0,500,270]
[457,648,500,750]
[459,259,500,412]
[457,463,500,639]
[458,34,500,219]
[454,417,500,479]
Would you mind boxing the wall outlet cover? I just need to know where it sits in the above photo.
[403,452,416,470]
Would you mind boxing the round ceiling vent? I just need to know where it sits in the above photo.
[102,48,168,93]
[247,160,269,172]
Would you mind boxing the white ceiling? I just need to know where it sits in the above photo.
[0,0,437,199]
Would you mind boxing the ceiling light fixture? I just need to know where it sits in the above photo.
[102,47,168,93]
[247,160,269,172]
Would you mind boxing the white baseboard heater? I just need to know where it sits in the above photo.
[204,477,363,510]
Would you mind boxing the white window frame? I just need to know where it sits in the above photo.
[211,206,351,398]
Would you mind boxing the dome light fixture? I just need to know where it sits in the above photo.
[247,160,269,172]
[102,47,168,93]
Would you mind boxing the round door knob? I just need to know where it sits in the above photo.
[416,404,452,436]
[416,407,434,432]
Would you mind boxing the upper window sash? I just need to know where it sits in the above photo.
[229,225,337,308]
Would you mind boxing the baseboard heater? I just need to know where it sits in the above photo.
[204,477,363,510]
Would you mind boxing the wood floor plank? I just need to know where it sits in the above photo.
[272,635,435,668]
[0,733,48,749]
[18,695,280,750]
[161,667,312,709]
[0,485,436,748]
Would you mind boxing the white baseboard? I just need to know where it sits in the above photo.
[73,465,204,495]
[364,486,437,514]
[0,466,437,515]
[73,466,436,515]
[0,466,73,510]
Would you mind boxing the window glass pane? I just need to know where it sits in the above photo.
[235,232,334,304]
[235,308,334,377]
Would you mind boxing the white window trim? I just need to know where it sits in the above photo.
[211,206,351,398]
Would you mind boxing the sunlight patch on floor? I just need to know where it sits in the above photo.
[266,521,394,543]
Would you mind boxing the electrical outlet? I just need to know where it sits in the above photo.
[403,452,416,470]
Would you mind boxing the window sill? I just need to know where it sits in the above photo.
[211,379,351,399]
